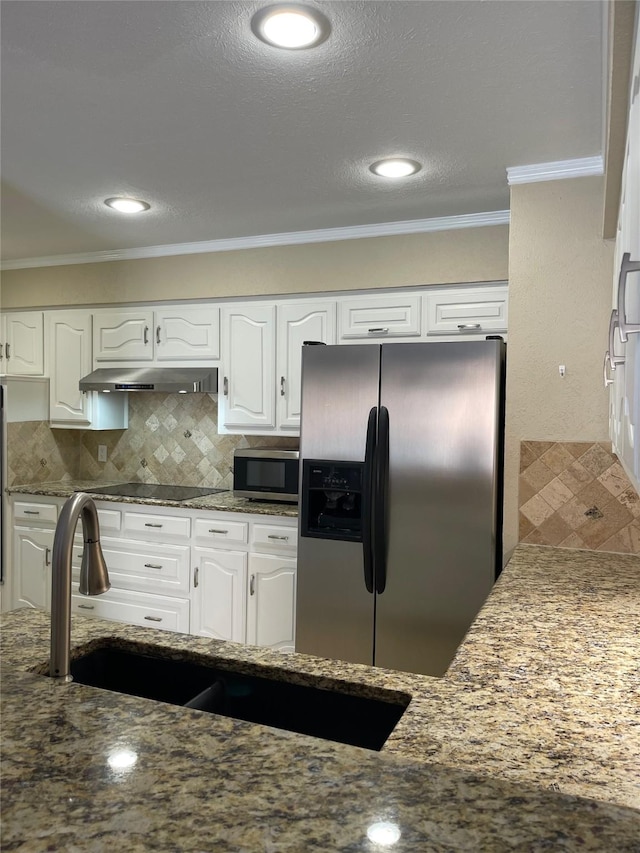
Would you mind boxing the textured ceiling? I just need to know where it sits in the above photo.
[0,0,604,263]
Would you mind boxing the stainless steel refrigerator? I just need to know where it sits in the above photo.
[296,339,505,677]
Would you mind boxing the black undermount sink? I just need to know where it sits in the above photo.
[70,645,410,751]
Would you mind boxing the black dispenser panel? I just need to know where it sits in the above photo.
[301,460,364,541]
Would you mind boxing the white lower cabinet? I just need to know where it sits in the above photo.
[246,553,296,653]
[10,497,297,651]
[191,547,248,642]
[12,527,53,610]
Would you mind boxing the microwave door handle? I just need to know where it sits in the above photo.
[362,407,377,594]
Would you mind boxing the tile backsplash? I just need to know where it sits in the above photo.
[7,393,297,492]
[519,441,640,554]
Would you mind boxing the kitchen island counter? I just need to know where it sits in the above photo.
[6,479,298,517]
[2,545,639,850]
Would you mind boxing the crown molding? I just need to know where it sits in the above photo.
[506,156,604,186]
[1,209,510,271]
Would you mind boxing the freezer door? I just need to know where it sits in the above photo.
[296,344,380,666]
[375,341,503,676]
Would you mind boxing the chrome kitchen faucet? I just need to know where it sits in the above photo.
[49,492,110,680]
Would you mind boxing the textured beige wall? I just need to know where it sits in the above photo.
[0,226,509,309]
[503,176,615,555]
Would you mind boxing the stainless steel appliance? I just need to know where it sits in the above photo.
[233,448,299,503]
[79,367,217,393]
[296,339,505,677]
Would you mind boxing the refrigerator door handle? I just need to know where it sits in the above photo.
[374,405,390,594]
[362,406,377,594]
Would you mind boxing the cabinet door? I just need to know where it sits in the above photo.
[220,304,276,431]
[4,312,44,375]
[191,547,247,642]
[424,285,508,336]
[0,316,6,373]
[49,311,93,424]
[154,306,220,361]
[246,553,296,652]
[276,301,336,430]
[338,294,421,340]
[93,310,154,362]
[13,527,53,610]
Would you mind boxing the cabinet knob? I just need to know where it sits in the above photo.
[78,604,95,610]
[156,325,161,345]
[223,376,229,396]
[194,567,199,588]
[144,563,163,570]
[457,324,481,331]
[23,510,40,515]
[144,523,163,528]
[5,343,10,359]
[45,547,51,567]
[280,376,286,396]
[268,534,289,541]
[250,574,255,596]
[368,327,389,334]
[144,615,163,623]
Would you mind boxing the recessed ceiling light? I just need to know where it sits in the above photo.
[104,197,150,213]
[251,5,330,49]
[369,159,422,179]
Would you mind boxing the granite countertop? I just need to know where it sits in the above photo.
[6,479,298,517]
[2,545,640,850]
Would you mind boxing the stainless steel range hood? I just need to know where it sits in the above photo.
[79,367,218,393]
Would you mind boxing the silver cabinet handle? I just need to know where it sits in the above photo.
[209,528,228,534]
[268,534,289,541]
[78,604,95,610]
[144,563,163,570]
[617,253,640,342]
[143,325,149,345]
[250,574,255,596]
[144,615,162,623]
[0,343,3,359]
[608,310,625,368]
[23,510,40,515]
[223,376,229,396]
[193,567,199,588]
[144,522,163,528]
[458,324,481,330]
[280,376,286,396]
[45,548,51,567]
[5,343,10,359]
[156,325,161,345]
[603,352,615,387]
[368,327,389,334]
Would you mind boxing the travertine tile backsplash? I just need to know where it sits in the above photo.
[519,441,640,554]
[7,393,297,492]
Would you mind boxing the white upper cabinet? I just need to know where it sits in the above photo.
[93,306,220,364]
[424,284,508,336]
[48,311,127,430]
[276,301,336,430]
[1,312,44,375]
[220,304,276,431]
[153,306,220,361]
[338,293,421,340]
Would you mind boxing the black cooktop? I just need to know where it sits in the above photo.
[81,483,229,502]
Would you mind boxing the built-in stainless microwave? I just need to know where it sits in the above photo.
[233,448,299,503]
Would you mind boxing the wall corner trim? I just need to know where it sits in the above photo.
[507,156,604,186]
[1,209,511,271]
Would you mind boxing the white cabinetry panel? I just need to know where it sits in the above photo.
[277,301,336,430]
[246,553,296,652]
[72,584,190,633]
[2,312,44,375]
[154,306,220,361]
[191,547,247,642]
[93,310,154,362]
[220,304,276,430]
[13,527,53,610]
[424,285,508,336]
[338,294,421,340]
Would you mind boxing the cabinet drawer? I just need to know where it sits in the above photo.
[193,517,248,546]
[425,287,508,335]
[96,507,121,532]
[251,523,297,553]
[71,584,190,633]
[123,511,191,540]
[338,295,421,339]
[14,501,58,524]
[73,537,190,595]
